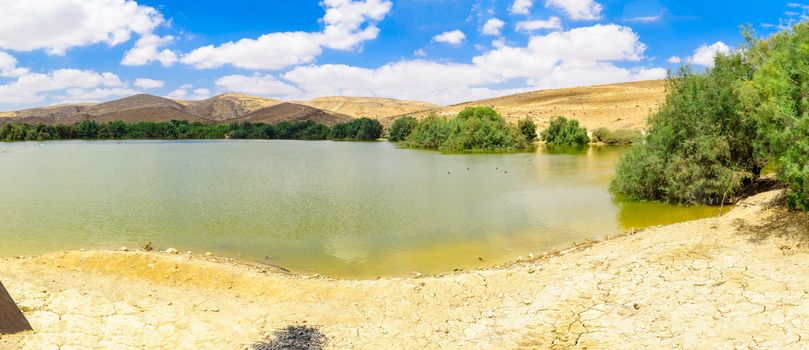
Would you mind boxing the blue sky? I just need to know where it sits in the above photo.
[0,0,805,110]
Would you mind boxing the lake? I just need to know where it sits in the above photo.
[0,140,721,278]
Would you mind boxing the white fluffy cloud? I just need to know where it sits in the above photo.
[0,51,29,77]
[181,0,392,70]
[133,78,165,89]
[545,0,603,20]
[215,74,300,96]
[515,17,562,32]
[0,0,163,55]
[57,87,140,104]
[166,86,212,100]
[689,41,731,67]
[482,18,506,36]
[215,24,665,105]
[0,69,125,104]
[122,34,178,66]
[667,56,682,64]
[432,30,466,45]
[511,0,534,15]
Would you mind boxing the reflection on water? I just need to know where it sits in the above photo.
[0,140,722,278]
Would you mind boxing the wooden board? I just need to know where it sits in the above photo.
[0,281,32,335]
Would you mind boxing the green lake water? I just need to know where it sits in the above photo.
[0,140,721,278]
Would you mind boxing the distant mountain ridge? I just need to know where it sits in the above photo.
[0,94,437,126]
[0,80,667,129]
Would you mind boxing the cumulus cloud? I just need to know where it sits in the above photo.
[181,0,392,70]
[0,69,126,104]
[215,74,300,96]
[482,18,506,36]
[688,41,731,67]
[133,78,165,89]
[515,17,562,32]
[432,30,466,45]
[215,24,665,105]
[0,51,29,77]
[166,86,211,100]
[57,87,140,104]
[122,34,178,66]
[667,56,682,64]
[511,0,534,15]
[545,0,603,20]
[0,0,164,55]
[414,49,427,57]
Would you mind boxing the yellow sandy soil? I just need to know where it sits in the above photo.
[1,190,808,349]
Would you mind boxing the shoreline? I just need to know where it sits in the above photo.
[3,189,809,349]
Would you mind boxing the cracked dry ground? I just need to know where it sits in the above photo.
[2,190,809,349]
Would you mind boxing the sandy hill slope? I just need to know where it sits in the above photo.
[385,80,667,130]
[183,93,283,121]
[80,94,212,123]
[298,97,440,120]
[239,102,353,126]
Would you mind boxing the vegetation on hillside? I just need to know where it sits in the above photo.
[540,117,589,146]
[403,107,533,152]
[611,23,809,210]
[0,119,381,142]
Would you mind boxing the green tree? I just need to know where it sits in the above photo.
[388,116,418,142]
[518,117,538,142]
[611,53,760,205]
[540,117,589,146]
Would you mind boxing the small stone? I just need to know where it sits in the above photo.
[415,272,423,278]
[165,248,179,254]
[483,311,495,318]
[528,268,536,274]
[204,252,213,257]
[118,247,129,252]
[528,253,535,259]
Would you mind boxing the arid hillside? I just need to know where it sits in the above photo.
[0,80,667,129]
[384,80,667,130]
[298,96,440,120]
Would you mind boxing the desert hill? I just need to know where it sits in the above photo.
[0,80,667,129]
[298,97,439,120]
[182,93,283,121]
[384,80,667,130]
[239,103,353,126]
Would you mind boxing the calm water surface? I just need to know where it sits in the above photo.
[0,140,720,277]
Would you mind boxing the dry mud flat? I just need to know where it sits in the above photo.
[2,190,809,349]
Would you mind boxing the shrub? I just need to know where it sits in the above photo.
[540,117,589,146]
[742,23,809,210]
[610,53,760,205]
[591,127,642,145]
[518,117,538,142]
[387,116,418,142]
[330,118,383,141]
[404,108,531,152]
[442,108,529,152]
[404,114,450,149]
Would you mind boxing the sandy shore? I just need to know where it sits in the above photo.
[2,190,809,349]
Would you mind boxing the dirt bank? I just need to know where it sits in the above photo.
[1,190,808,349]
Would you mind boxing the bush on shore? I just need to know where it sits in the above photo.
[330,118,383,141]
[591,128,642,145]
[540,117,589,146]
[387,116,418,142]
[403,107,531,152]
[518,117,538,142]
[612,22,809,210]
[0,119,373,142]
